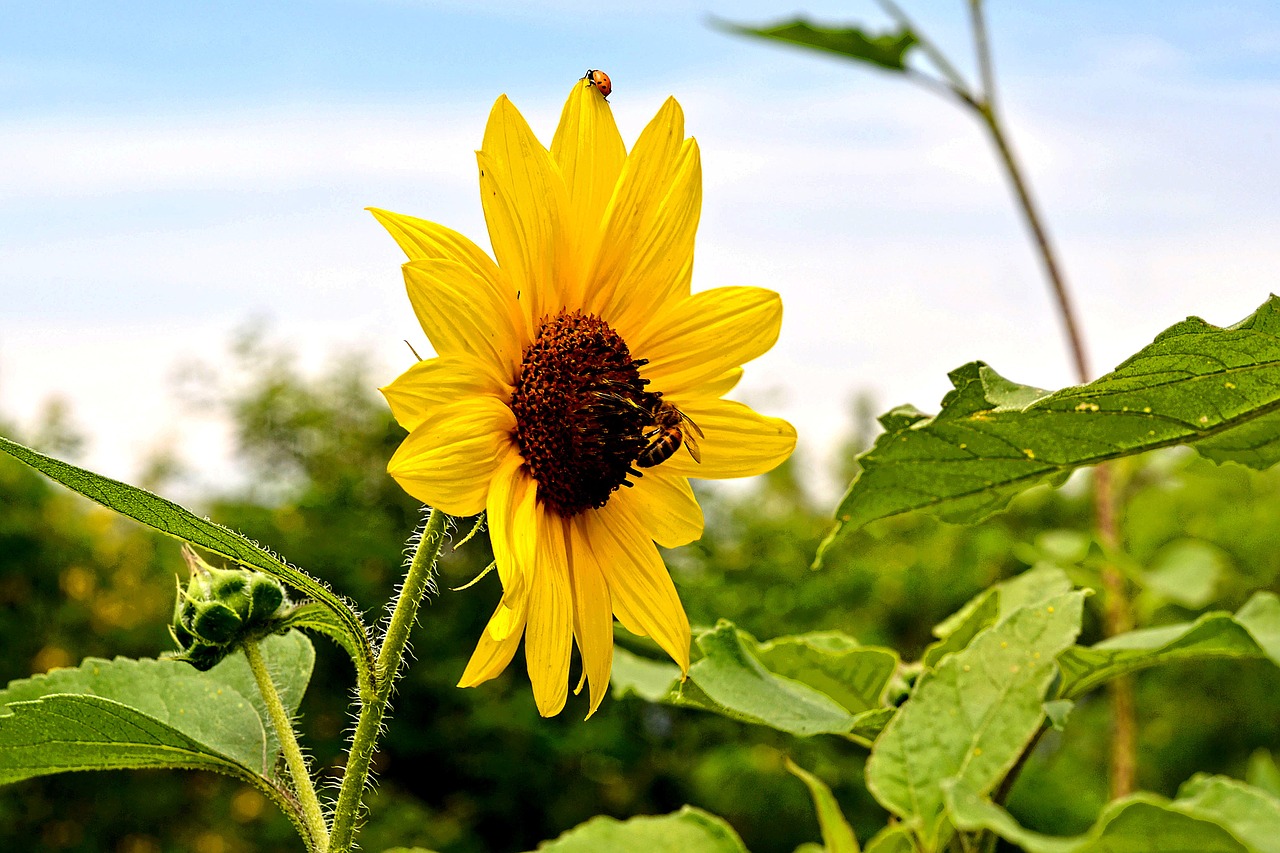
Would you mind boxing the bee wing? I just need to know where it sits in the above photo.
[682,412,706,438]
[683,430,702,463]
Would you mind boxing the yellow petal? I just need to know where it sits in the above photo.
[661,398,796,480]
[458,592,528,688]
[525,506,573,717]
[632,286,781,395]
[478,96,570,327]
[368,207,500,284]
[403,258,525,374]
[485,450,536,620]
[387,396,516,516]
[596,139,702,339]
[585,499,691,672]
[380,355,512,433]
[566,517,614,716]
[550,79,626,303]
[700,367,744,399]
[583,97,698,328]
[609,469,703,548]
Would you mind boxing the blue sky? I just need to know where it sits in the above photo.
[4,1,1280,495]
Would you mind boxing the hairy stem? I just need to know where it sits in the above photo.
[244,640,330,852]
[328,507,449,852]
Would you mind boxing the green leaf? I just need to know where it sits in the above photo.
[1057,591,1280,699]
[819,297,1280,560]
[1177,774,1280,853]
[715,18,917,72]
[0,631,313,784]
[1140,539,1225,608]
[277,601,366,674]
[528,806,749,853]
[1246,750,1280,799]
[866,592,1085,842]
[922,566,1072,667]
[0,434,374,692]
[753,632,897,714]
[611,629,897,744]
[610,646,684,703]
[862,825,914,853]
[946,783,1251,852]
[785,757,859,853]
[687,623,862,737]
[1043,699,1074,732]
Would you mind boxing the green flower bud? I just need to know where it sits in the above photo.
[170,546,293,670]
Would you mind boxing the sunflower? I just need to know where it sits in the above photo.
[373,79,795,717]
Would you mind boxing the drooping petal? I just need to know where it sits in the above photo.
[565,517,614,716]
[368,207,501,284]
[403,258,524,374]
[458,592,528,688]
[478,96,570,327]
[387,396,516,516]
[585,499,691,673]
[584,99,696,314]
[609,469,703,548]
[380,355,512,433]
[660,398,796,480]
[550,80,626,305]
[485,450,536,619]
[632,286,782,395]
[524,506,573,717]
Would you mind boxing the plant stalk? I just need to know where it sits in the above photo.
[244,639,330,852]
[965,0,1136,797]
[328,507,449,852]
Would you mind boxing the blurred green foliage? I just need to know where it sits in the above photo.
[1,341,1277,853]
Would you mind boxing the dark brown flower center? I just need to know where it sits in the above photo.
[511,309,653,517]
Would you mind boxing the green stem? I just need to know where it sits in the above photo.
[244,640,330,852]
[328,507,449,852]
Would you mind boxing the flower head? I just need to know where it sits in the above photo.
[374,79,795,716]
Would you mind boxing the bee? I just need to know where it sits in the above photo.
[636,399,703,469]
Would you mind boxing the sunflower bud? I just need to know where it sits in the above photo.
[170,546,292,670]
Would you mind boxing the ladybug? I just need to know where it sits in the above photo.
[584,68,612,99]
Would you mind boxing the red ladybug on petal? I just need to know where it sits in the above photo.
[584,68,612,99]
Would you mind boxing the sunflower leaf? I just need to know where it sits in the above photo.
[1176,774,1280,853]
[818,297,1280,564]
[611,626,898,744]
[862,825,915,853]
[1057,591,1280,699]
[785,757,860,853]
[0,434,375,694]
[0,631,312,785]
[945,778,1266,853]
[866,592,1085,842]
[922,565,1073,668]
[276,601,366,675]
[527,805,749,853]
[715,17,918,72]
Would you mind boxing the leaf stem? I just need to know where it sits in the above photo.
[968,0,996,109]
[244,639,330,852]
[328,507,449,852]
[876,0,973,95]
